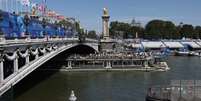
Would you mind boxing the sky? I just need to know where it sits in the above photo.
[2,0,201,32]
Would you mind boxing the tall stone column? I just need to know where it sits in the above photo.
[102,8,110,40]
[100,8,116,52]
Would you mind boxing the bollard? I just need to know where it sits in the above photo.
[69,90,77,101]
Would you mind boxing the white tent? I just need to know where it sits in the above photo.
[181,41,201,48]
[141,41,166,48]
[163,42,184,48]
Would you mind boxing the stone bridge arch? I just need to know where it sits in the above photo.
[0,42,99,95]
[67,43,99,53]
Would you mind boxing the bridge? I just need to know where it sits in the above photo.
[0,37,99,96]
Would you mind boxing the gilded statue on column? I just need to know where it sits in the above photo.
[103,8,109,16]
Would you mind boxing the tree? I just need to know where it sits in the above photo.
[57,19,72,28]
[145,20,177,39]
[129,26,144,38]
[109,21,144,39]
[195,26,201,39]
[75,21,81,34]
[109,19,201,40]
[78,28,85,43]
[180,24,194,38]
[87,30,97,39]
[145,20,163,39]
[164,21,177,39]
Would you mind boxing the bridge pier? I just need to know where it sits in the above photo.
[144,60,150,69]
[67,61,72,69]
[105,61,112,69]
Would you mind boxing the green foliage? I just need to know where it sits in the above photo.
[57,19,72,28]
[109,19,201,39]
[110,21,143,39]
[194,26,201,39]
[87,30,97,39]
[145,20,177,39]
[75,22,81,33]
[180,24,194,38]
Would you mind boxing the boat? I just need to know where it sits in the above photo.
[174,51,201,56]
[191,51,201,57]
[174,51,190,56]
[173,47,194,56]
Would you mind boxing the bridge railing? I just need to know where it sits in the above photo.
[0,37,80,45]
[85,38,99,43]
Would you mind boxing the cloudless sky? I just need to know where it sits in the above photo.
[5,0,201,32]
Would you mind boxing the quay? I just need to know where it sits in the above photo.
[58,67,166,72]
[146,80,201,101]
[63,52,170,72]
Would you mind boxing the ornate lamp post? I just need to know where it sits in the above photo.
[78,27,86,43]
[23,14,30,39]
[54,25,58,38]
[0,10,4,41]
[42,18,47,38]
[62,25,67,38]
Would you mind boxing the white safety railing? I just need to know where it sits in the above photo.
[0,37,81,45]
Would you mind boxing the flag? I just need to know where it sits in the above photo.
[57,15,65,20]
[31,3,37,8]
[31,3,38,15]
[38,4,45,12]
[43,0,46,3]
[47,10,56,17]
[20,0,30,6]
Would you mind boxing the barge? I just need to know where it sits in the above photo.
[64,52,169,72]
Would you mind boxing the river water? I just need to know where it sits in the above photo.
[4,56,201,101]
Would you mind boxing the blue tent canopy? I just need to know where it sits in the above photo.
[28,19,44,38]
[0,11,21,38]
[0,10,77,39]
